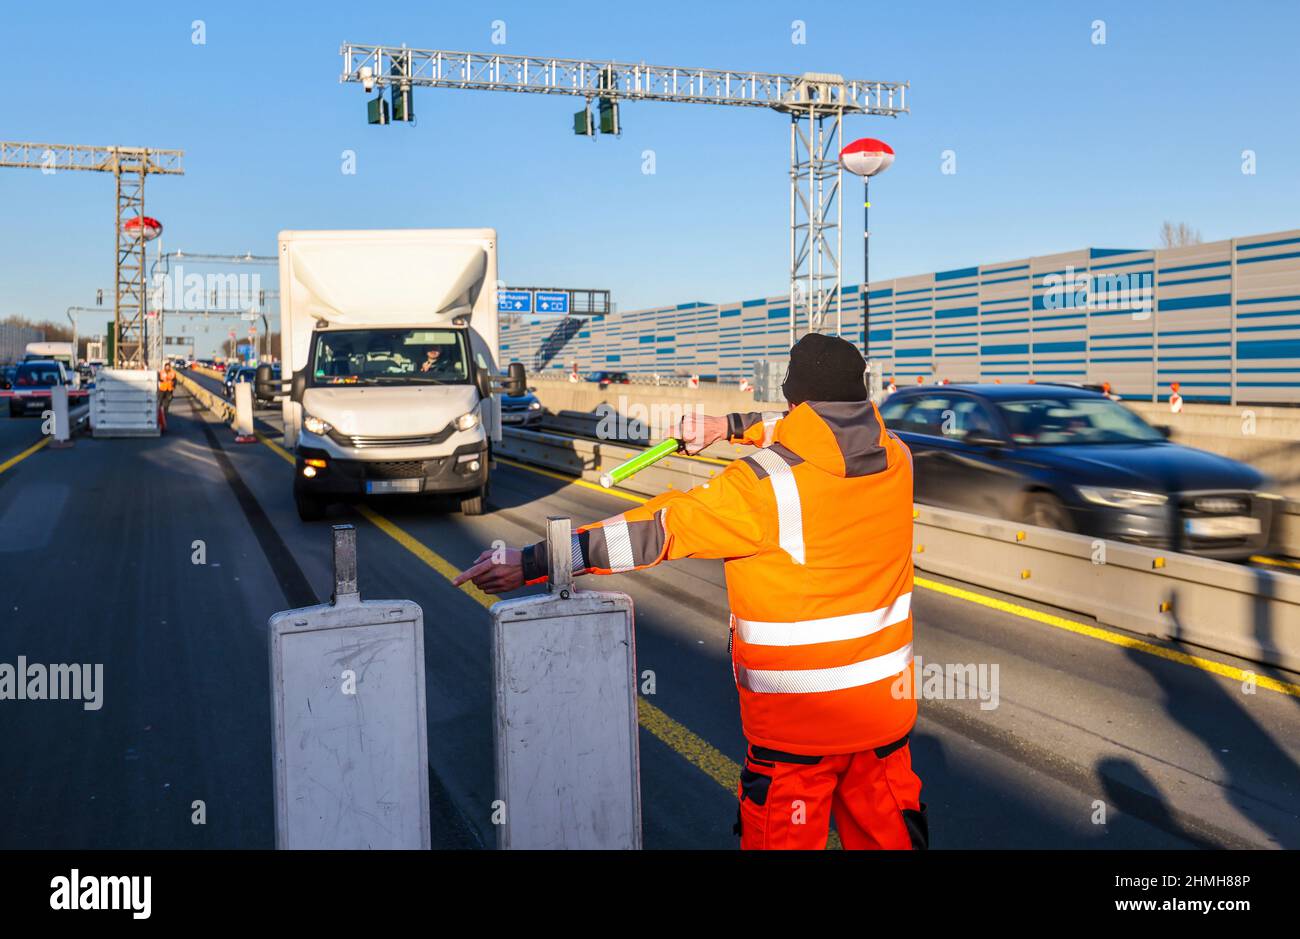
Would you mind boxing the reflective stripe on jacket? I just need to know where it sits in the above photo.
[528,399,916,755]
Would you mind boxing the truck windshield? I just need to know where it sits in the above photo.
[310,328,470,386]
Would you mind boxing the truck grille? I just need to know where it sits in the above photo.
[328,424,454,449]
[366,460,443,480]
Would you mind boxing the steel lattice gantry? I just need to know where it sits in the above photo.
[0,142,184,368]
[338,45,907,342]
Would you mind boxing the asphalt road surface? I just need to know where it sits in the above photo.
[0,373,1295,849]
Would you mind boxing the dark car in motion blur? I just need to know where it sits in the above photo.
[881,384,1282,560]
[499,385,543,427]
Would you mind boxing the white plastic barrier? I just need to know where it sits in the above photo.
[490,517,642,849]
[269,525,431,849]
[49,385,72,447]
[91,368,159,438]
[233,381,255,441]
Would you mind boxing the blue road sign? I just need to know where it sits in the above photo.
[536,291,569,314]
[499,290,532,313]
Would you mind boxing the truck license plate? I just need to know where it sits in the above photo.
[1184,516,1260,537]
[366,479,422,494]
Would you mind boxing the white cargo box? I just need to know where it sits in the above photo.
[490,518,642,849]
[91,368,159,438]
[269,526,431,849]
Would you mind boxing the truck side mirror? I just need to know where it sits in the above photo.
[255,364,277,401]
[290,369,307,403]
[503,362,526,397]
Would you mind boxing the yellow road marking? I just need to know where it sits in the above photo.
[914,575,1300,698]
[252,429,779,833]
[0,436,50,475]
[495,456,647,504]
[1251,555,1300,571]
[501,455,1300,699]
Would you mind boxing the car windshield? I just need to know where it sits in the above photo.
[310,328,470,386]
[15,365,60,386]
[996,396,1165,445]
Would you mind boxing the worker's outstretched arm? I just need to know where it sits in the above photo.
[453,462,769,593]
[680,410,787,454]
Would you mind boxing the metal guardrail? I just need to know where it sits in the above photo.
[497,426,1300,674]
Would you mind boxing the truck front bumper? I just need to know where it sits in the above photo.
[294,440,489,499]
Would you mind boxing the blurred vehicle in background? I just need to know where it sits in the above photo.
[222,365,245,399]
[0,365,16,390]
[499,384,543,427]
[881,383,1281,561]
[586,370,630,388]
[7,360,87,417]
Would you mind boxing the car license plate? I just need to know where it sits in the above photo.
[1184,516,1260,537]
[366,479,422,494]
[502,414,523,424]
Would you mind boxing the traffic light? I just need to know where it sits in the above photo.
[573,104,594,136]
[391,84,414,121]
[368,95,390,125]
[389,53,413,122]
[599,97,620,135]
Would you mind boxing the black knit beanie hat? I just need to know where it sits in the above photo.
[781,333,868,405]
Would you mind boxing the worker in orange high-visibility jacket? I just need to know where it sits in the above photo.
[157,363,177,416]
[454,333,926,850]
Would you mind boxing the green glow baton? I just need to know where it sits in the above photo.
[599,438,684,489]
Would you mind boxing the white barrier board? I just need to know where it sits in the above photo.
[269,527,430,849]
[491,586,641,849]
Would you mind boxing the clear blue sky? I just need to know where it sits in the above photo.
[3,0,1298,353]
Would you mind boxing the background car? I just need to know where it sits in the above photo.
[880,383,1281,560]
[7,360,84,417]
[585,370,630,389]
[499,385,543,427]
[0,365,16,390]
[222,365,245,399]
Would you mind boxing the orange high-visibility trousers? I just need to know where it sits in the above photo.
[736,734,927,850]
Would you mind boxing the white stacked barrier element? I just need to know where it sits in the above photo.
[90,368,159,438]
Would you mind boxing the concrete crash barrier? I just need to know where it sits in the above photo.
[268,525,431,849]
[495,426,722,499]
[176,372,235,423]
[489,517,642,849]
[90,368,159,438]
[499,427,1300,675]
[915,506,1300,674]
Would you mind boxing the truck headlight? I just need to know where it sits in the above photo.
[1076,486,1167,509]
[303,414,332,435]
[528,400,542,410]
[455,410,480,432]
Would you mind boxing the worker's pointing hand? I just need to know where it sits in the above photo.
[452,546,525,594]
[680,413,727,455]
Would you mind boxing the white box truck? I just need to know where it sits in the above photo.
[261,228,525,521]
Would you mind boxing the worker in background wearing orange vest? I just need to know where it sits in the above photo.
[455,334,926,850]
[158,362,177,415]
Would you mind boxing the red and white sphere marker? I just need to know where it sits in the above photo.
[839,138,895,178]
[122,215,163,242]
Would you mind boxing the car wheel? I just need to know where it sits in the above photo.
[295,491,328,522]
[458,485,487,516]
[1023,492,1074,532]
